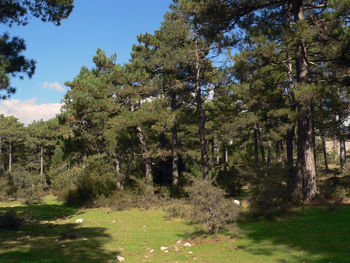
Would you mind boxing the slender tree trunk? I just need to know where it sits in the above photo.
[170,93,179,185]
[115,156,120,174]
[194,27,209,180]
[256,124,265,164]
[40,146,44,178]
[293,0,317,201]
[0,137,3,170]
[267,141,271,166]
[254,128,259,164]
[171,122,179,185]
[214,136,220,165]
[276,141,281,164]
[8,142,12,172]
[136,125,152,183]
[224,142,228,164]
[339,120,346,173]
[321,131,329,173]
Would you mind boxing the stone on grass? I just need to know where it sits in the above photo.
[75,218,83,223]
[160,246,168,251]
[117,255,125,262]
[183,242,192,247]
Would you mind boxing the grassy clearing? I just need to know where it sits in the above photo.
[0,199,349,263]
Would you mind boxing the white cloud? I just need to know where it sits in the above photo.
[0,98,62,125]
[42,81,65,92]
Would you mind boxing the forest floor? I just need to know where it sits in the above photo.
[0,196,350,263]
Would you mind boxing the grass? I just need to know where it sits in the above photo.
[0,198,350,262]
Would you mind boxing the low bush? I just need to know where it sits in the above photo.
[248,166,291,218]
[167,177,239,234]
[9,166,44,205]
[318,179,349,203]
[215,166,243,196]
[62,157,117,207]
[0,211,23,230]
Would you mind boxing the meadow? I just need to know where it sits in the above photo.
[1,196,349,263]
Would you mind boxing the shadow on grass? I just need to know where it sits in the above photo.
[239,205,350,263]
[0,205,118,263]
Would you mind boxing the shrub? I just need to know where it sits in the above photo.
[62,157,117,207]
[215,166,243,196]
[185,177,239,234]
[9,166,44,205]
[318,179,349,203]
[110,179,168,210]
[248,166,291,218]
[0,211,23,230]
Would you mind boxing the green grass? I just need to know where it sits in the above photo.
[1,199,350,262]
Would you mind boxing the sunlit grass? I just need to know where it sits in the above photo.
[1,198,349,262]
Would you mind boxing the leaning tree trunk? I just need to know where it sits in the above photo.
[293,0,317,201]
[0,137,3,170]
[194,27,209,180]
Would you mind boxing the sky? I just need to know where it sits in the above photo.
[0,0,172,125]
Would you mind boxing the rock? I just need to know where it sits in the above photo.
[160,246,168,251]
[174,246,179,252]
[112,220,116,223]
[164,250,168,253]
[183,242,192,247]
[176,240,182,245]
[75,218,83,223]
[117,255,125,262]
[233,199,240,206]
[188,251,193,254]
[149,249,154,253]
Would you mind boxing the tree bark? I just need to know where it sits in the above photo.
[224,142,228,164]
[320,131,329,173]
[254,128,259,164]
[40,146,44,178]
[171,121,179,185]
[339,120,346,173]
[256,124,266,164]
[293,0,317,201]
[136,125,152,183]
[0,137,3,170]
[8,142,12,172]
[194,27,209,180]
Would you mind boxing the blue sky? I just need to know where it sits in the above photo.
[0,0,172,124]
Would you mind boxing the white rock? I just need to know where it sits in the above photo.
[160,246,168,251]
[142,225,146,228]
[75,218,83,223]
[176,240,182,244]
[164,250,169,253]
[117,255,125,262]
[233,199,240,206]
[174,246,179,252]
[149,249,154,253]
[112,220,116,223]
[188,251,193,254]
[183,242,192,247]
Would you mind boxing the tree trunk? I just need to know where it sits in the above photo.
[267,141,271,166]
[254,128,259,164]
[339,120,346,173]
[224,142,228,164]
[293,0,317,201]
[115,157,120,174]
[194,27,209,180]
[275,141,281,164]
[256,124,265,164]
[40,146,44,178]
[0,137,3,170]
[8,142,12,172]
[171,122,179,185]
[320,132,329,173]
[136,126,152,183]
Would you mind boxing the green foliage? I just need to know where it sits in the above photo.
[9,166,44,205]
[0,210,22,230]
[248,166,292,218]
[62,156,117,207]
[215,166,243,196]
[185,177,239,234]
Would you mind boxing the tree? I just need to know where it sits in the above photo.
[0,0,74,98]
[178,0,350,201]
